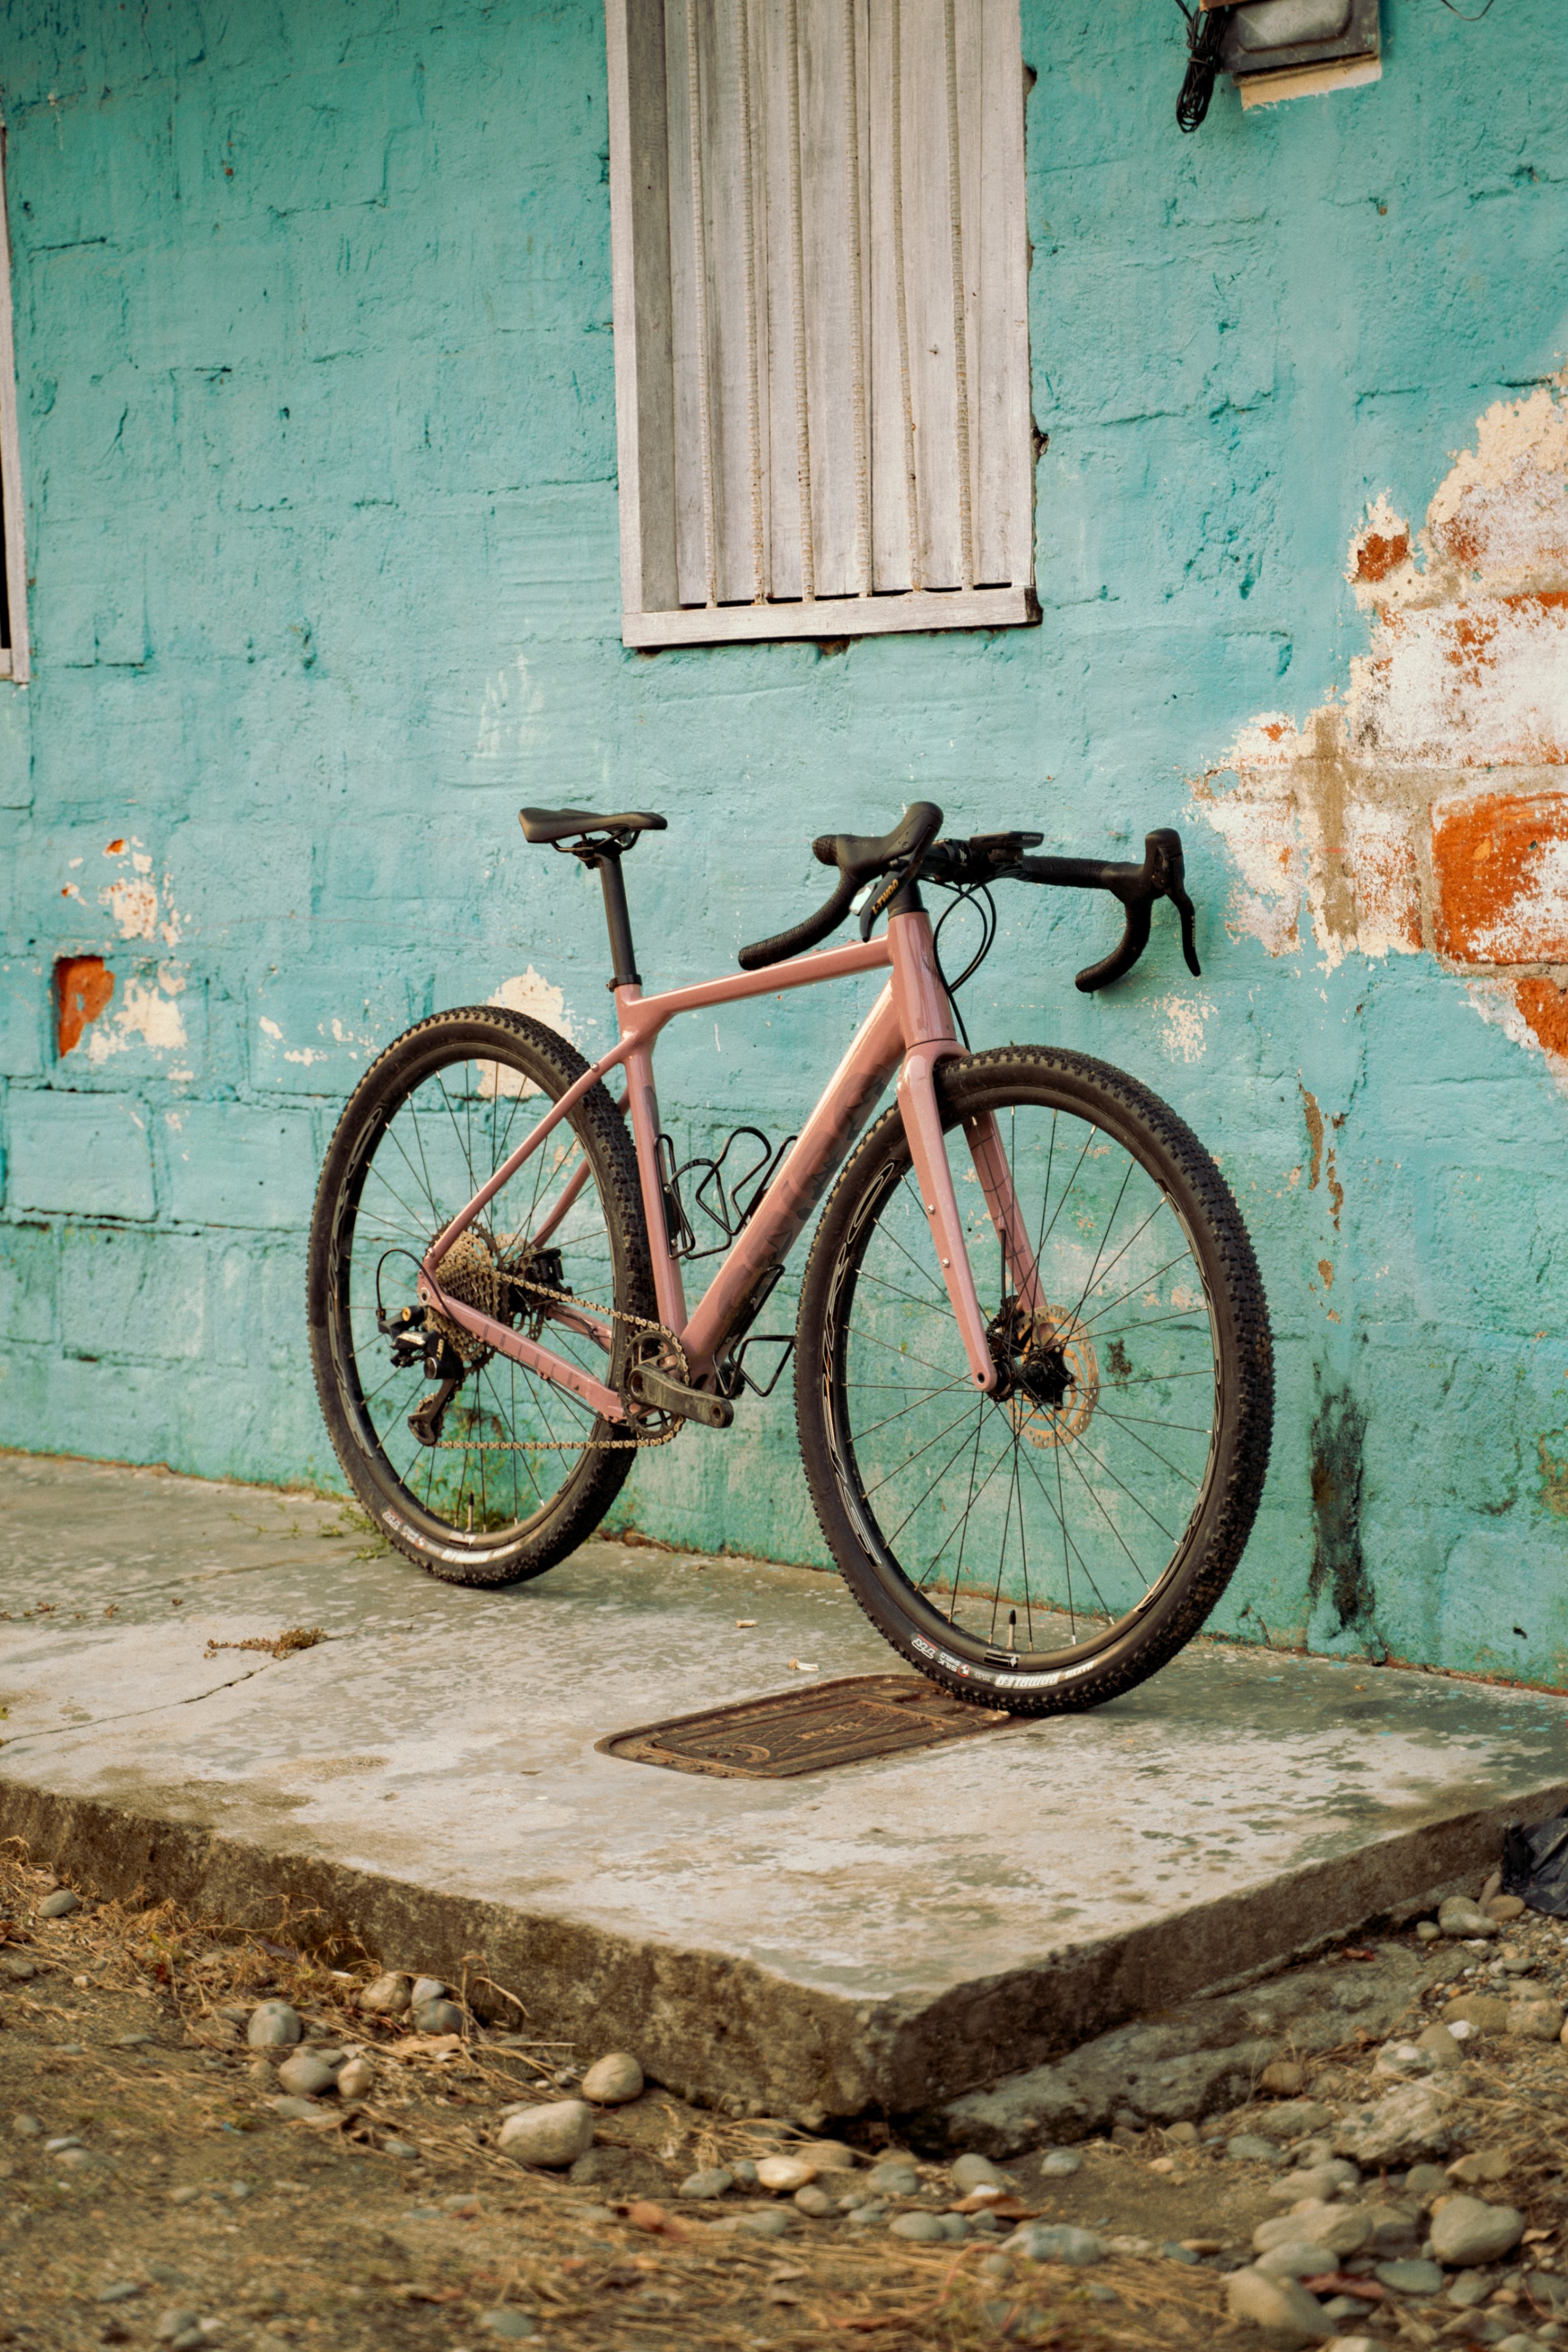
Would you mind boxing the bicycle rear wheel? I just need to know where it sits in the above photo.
[795,1046,1272,1713]
[307,1007,654,1586]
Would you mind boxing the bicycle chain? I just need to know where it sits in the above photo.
[427,1271,690,1453]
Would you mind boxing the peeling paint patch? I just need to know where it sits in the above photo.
[1159,994,1214,1062]
[54,955,114,1056]
[102,876,159,940]
[481,969,574,1099]
[1537,1436,1568,1519]
[85,973,188,1063]
[1197,370,1568,1080]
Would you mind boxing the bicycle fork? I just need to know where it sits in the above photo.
[888,913,1039,1398]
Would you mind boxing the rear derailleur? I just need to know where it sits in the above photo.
[377,1303,468,1448]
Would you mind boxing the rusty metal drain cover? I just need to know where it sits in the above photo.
[596,1674,1011,1780]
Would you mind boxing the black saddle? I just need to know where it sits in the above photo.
[518,806,667,846]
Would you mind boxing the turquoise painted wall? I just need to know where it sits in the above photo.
[2,0,1567,1684]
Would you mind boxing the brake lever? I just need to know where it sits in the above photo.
[1144,827,1202,980]
[1171,882,1202,978]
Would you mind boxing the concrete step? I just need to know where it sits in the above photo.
[1,1452,1564,2126]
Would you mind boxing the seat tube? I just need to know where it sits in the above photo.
[889,913,997,1396]
[615,989,688,1336]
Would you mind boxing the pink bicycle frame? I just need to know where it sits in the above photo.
[417,910,1042,1422]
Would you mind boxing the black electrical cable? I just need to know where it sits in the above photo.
[930,884,997,1051]
[1436,0,1496,16]
[1173,0,1229,133]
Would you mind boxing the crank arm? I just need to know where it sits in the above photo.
[626,1364,735,1430]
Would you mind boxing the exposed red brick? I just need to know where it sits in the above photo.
[1511,976,1568,1060]
[1431,791,1568,963]
[55,955,114,1056]
[1354,530,1409,584]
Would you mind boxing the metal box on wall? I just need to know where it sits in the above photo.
[1218,0,1382,83]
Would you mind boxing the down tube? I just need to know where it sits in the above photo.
[681,985,907,1371]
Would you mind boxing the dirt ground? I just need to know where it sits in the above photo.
[3,1840,1567,2352]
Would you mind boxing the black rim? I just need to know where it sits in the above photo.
[324,1034,622,1549]
[822,1086,1225,1672]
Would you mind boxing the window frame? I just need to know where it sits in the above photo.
[0,123,29,685]
[604,0,1036,651]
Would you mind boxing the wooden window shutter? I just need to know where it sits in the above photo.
[605,0,1035,649]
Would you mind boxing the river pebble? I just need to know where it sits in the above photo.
[794,2185,835,2217]
[867,2160,918,2195]
[739,2208,789,2238]
[246,2001,302,2050]
[890,2212,947,2243]
[1008,2224,1104,2265]
[580,2052,643,2105]
[756,2154,816,2192]
[412,1997,465,2035]
[357,1971,410,2014]
[276,2051,339,2100]
[479,2312,537,2339]
[678,2168,733,2199]
[1375,2260,1444,2294]
[952,2152,1007,2191]
[1036,2149,1082,2178]
[497,2101,595,2169]
[38,1888,80,1918]
[337,2056,375,2100]
[1430,2196,1524,2266]
[1228,2133,1284,2163]
[1437,1897,1498,1938]
[1224,2268,1331,2345]
[1269,2161,1359,2204]
[1256,2245,1337,2280]
[1254,2204,1370,2259]
[410,1976,446,2007]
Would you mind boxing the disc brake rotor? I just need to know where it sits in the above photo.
[997,1300,1099,1449]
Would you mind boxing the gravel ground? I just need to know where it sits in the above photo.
[3,1841,1568,2352]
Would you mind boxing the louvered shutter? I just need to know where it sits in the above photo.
[606,0,1035,647]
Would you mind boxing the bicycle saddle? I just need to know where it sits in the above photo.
[518,807,667,845]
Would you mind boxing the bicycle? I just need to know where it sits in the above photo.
[307,802,1273,1716]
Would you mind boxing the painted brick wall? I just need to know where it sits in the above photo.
[2,0,1567,1683]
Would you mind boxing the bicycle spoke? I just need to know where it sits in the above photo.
[833,1079,1227,1673]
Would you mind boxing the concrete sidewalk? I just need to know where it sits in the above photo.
[2,1451,1565,2127]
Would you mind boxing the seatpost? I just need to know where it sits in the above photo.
[593,850,641,990]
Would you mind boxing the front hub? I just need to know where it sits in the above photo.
[986,1296,1099,1448]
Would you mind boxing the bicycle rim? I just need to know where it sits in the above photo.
[811,1060,1242,1682]
[321,1026,632,1550]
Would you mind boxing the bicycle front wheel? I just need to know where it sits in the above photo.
[795,1046,1273,1713]
[307,1007,654,1586]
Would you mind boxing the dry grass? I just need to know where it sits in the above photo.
[0,1842,1197,2352]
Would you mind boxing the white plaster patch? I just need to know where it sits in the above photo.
[480,969,574,1099]
[259,1016,284,1040]
[102,876,158,941]
[1160,995,1215,1063]
[86,974,188,1064]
